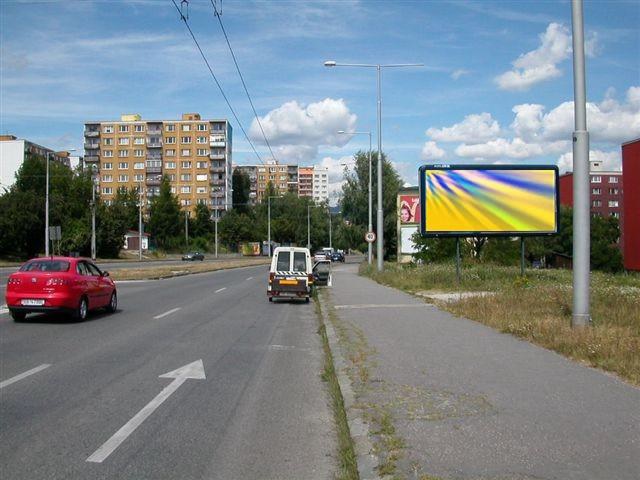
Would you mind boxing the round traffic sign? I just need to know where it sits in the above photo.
[365,231,376,243]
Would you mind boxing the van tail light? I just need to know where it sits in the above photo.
[308,274,314,285]
[269,272,275,284]
[45,278,69,287]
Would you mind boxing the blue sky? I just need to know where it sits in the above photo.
[1,0,638,195]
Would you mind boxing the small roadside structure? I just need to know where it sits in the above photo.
[123,230,150,251]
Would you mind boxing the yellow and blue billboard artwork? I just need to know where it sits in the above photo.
[420,166,558,235]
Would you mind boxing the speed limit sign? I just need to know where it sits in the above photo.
[365,231,376,243]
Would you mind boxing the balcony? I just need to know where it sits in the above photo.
[84,130,100,137]
[211,179,226,186]
[146,176,162,186]
[147,136,162,148]
[146,166,162,174]
[146,128,162,135]
[209,153,225,160]
[84,142,100,150]
[210,190,225,198]
[85,155,99,163]
[146,154,162,162]
[210,166,225,173]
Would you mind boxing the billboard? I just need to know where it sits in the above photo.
[399,194,421,225]
[419,165,558,236]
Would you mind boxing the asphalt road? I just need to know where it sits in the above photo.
[0,265,335,480]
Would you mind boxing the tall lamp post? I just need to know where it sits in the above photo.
[91,165,98,260]
[339,130,372,265]
[325,61,422,271]
[307,204,312,250]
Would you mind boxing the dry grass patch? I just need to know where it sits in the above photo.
[362,262,640,386]
[110,258,269,281]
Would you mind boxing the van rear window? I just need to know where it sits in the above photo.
[20,260,71,272]
[293,252,306,271]
[276,252,290,271]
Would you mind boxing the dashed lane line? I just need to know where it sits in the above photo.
[215,287,227,293]
[0,364,51,389]
[153,307,181,320]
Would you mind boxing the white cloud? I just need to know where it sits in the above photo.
[510,103,545,141]
[495,23,572,91]
[455,138,546,159]
[426,113,500,143]
[557,150,621,174]
[451,69,470,80]
[250,98,357,162]
[421,141,445,160]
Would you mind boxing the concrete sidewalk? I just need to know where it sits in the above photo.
[327,263,639,480]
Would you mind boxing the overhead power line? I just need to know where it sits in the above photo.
[209,0,278,163]
[170,0,264,165]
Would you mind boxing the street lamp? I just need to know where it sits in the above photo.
[325,60,422,271]
[339,130,372,265]
[45,148,75,256]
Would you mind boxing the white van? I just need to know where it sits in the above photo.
[267,247,313,303]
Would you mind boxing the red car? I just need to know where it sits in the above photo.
[5,257,117,322]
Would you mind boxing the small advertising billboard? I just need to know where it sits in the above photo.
[419,165,559,237]
[397,188,420,261]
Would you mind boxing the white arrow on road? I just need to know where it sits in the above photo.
[87,360,206,463]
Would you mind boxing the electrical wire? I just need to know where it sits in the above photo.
[169,0,264,165]
[209,0,278,163]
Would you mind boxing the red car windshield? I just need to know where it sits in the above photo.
[20,260,71,272]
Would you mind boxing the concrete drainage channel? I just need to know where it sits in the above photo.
[314,291,382,480]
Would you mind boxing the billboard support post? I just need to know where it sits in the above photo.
[520,237,525,277]
[571,0,591,327]
[455,237,461,283]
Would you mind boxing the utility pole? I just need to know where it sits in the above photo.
[268,197,271,257]
[91,167,97,260]
[45,152,50,256]
[185,210,189,248]
[214,209,219,258]
[328,207,332,250]
[571,0,591,327]
[138,183,143,262]
[307,204,311,250]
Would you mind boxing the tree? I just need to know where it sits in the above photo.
[218,209,255,250]
[232,170,251,213]
[191,203,213,238]
[341,151,402,259]
[147,176,182,249]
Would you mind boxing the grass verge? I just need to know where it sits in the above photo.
[313,292,359,480]
[361,262,640,386]
[109,258,269,281]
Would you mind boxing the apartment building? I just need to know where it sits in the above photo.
[254,160,298,201]
[233,164,258,204]
[84,113,232,216]
[298,167,313,198]
[312,166,329,204]
[0,135,72,190]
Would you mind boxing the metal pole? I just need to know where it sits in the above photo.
[45,152,50,256]
[368,132,373,265]
[307,204,311,250]
[329,208,332,250]
[376,65,384,271]
[185,211,189,248]
[571,0,591,327]
[138,184,143,262]
[268,197,271,257]
[91,172,96,260]
[520,237,525,276]
[456,237,461,283]
[215,210,218,258]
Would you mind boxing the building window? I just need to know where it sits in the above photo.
[197,198,207,205]
[591,176,601,183]
[118,162,128,169]
[181,149,191,157]
[196,186,207,194]
[103,150,113,158]
[181,199,192,206]
[119,138,130,145]
[103,162,113,170]
[168,174,176,181]
[102,187,113,194]
[118,125,129,133]
[165,149,176,156]
[171,187,176,194]
[134,150,144,157]
[134,162,144,169]
[609,188,619,195]
[180,174,192,181]
[197,149,208,156]
[592,200,602,207]
[196,174,208,181]
[118,175,129,182]
[608,200,619,208]
[197,124,207,131]
[166,124,175,132]
[134,174,144,182]
[118,151,128,158]
[591,187,600,195]
[182,124,191,132]
[609,176,618,183]
[134,137,145,145]
[103,138,113,146]
[165,162,176,169]
[181,161,192,168]
[134,124,145,132]
[146,160,161,168]
[181,186,191,194]
[196,161,208,169]
[612,212,620,219]
[181,136,192,144]
[196,136,207,144]
[165,137,176,144]
[102,175,113,182]
[103,125,114,133]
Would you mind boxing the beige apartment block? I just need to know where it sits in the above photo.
[84,113,232,217]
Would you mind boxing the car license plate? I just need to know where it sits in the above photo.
[21,299,45,306]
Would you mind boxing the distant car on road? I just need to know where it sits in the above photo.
[182,252,204,261]
[5,257,117,322]
[313,251,328,262]
[330,251,345,263]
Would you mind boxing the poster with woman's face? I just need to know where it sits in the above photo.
[399,195,421,224]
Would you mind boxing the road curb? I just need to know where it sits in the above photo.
[319,295,385,480]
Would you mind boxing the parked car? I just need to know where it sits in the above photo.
[313,259,332,286]
[330,251,345,263]
[313,251,328,262]
[5,257,117,322]
[268,247,314,303]
[182,252,204,261]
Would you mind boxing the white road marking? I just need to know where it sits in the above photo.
[0,364,51,389]
[153,307,181,319]
[114,280,152,284]
[87,360,206,464]
[245,276,253,281]
[214,287,226,293]
[334,304,431,310]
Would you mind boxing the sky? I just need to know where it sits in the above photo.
[1,0,639,202]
